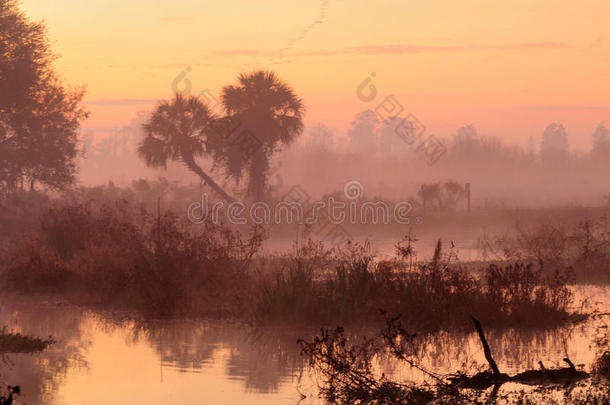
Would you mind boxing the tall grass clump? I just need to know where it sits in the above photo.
[256,236,333,323]
[485,262,574,322]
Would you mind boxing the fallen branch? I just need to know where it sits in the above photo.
[451,317,589,390]
[470,316,501,375]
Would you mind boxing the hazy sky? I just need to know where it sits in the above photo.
[20,0,610,148]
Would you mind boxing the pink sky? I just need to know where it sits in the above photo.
[20,0,610,149]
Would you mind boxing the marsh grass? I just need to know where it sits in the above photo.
[258,234,575,330]
[0,199,579,327]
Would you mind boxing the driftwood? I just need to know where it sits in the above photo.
[512,358,588,386]
[450,317,589,390]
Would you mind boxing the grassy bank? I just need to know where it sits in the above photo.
[0,200,582,332]
[0,200,263,317]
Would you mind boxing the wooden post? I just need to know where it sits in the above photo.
[465,182,471,212]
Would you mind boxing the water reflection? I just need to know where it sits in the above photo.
[0,296,91,405]
[109,319,307,393]
[0,286,606,404]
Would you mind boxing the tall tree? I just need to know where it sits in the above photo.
[306,123,334,151]
[138,93,234,202]
[0,0,88,192]
[219,71,304,201]
[451,124,480,158]
[591,122,610,160]
[540,123,569,164]
[347,110,379,155]
[378,117,405,155]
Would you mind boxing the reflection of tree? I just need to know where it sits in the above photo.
[110,318,306,393]
[374,325,582,383]
[225,328,305,392]
[0,297,91,405]
[124,320,586,394]
[0,299,597,401]
[129,321,218,372]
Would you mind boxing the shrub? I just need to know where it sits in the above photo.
[0,200,263,317]
[1,238,74,292]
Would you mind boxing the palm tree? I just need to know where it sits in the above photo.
[138,93,234,202]
[220,70,304,200]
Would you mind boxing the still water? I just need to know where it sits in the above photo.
[0,285,607,405]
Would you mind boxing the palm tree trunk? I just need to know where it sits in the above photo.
[248,149,268,202]
[181,154,235,203]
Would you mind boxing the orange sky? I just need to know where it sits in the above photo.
[20,0,610,148]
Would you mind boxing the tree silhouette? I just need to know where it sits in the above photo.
[591,122,610,160]
[138,93,234,202]
[451,124,480,158]
[347,110,379,154]
[306,124,334,151]
[540,123,568,165]
[0,0,88,192]
[220,71,304,200]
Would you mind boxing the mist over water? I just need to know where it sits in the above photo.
[2,0,610,403]
[0,286,607,404]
